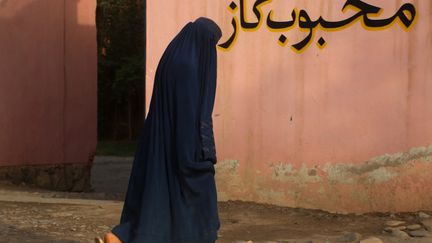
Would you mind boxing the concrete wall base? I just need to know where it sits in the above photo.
[215,145,432,213]
[0,164,92,192]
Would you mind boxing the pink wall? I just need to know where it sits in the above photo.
[148,0,432,213]
[0,0,97,166]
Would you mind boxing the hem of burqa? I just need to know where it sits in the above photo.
[111,222,218,243]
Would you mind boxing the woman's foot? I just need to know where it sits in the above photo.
[104,232,122,243]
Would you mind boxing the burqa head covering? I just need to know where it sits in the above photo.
[152,16,222,166]
[111,17,222,243]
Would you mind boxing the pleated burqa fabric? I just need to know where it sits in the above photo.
[111,17,222,243]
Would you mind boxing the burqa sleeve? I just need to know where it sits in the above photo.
[167,22,219,205]
[165,18,220,175]
[198,43,218,165]
[172,57,203,170]
[172,41,217,170]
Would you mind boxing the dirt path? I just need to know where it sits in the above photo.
[1,156,432,242]
[1,196,432,243]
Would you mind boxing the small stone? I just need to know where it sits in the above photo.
[360,237,384,243]
[422,219,432,231]
[386,220,405,227]
[385,225,407,231]
[419,212,431,219]
[404,215,415,221]
[407,224,423,230]
[339,232,362,242]
[408,229,430,237]
[398,225,407,230]
[391,229,410,239]
[384,227,393,233]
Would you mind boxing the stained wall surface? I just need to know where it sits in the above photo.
[0,0,97,166]
[147,0,432,213]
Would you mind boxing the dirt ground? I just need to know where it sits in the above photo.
[1,186,432,243]
[1,157,432,242]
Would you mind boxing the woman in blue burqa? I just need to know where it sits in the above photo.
[96,17,222,243]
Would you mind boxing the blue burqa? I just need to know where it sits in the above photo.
[111,17,222,243]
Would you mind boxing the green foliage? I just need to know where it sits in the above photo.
[111,55,144,104]
[96,0,145,140]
